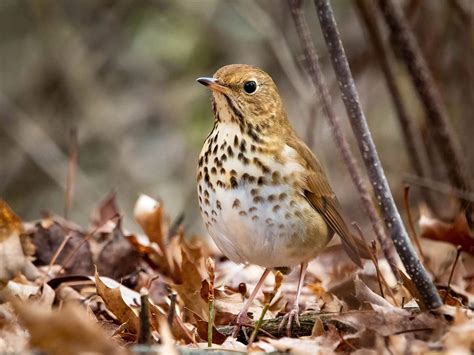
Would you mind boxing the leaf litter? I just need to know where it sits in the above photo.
[0,195,472,354]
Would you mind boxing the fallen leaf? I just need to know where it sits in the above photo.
[419,209,474,255]
[0,200,27,282]
[95,270,140,333]
[11,299,127,355]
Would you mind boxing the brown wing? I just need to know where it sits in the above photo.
[287,138,363,267]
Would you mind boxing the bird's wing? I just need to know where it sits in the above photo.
[287,137,363,267]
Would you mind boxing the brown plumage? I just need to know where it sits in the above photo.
[197,64,361,335]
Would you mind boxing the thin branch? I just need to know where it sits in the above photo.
[313,0,442,309]
[64,127,78,219]
[376,0,472,225]
[354,0,438,213]
[287,0,400,276]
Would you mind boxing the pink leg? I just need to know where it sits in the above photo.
[232,268,271,337]
[279,262,308,336]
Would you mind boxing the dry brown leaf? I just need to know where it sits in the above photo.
[353,278,394,308]
[173,251,208,321]
[95,270,140,333]
[419,209,474,255]
[0,200,27,282]
[334,306,445,338]
[96,219,141,280]
[11,299,127,355]
[0,302,29,353]
[443,308,474,353]
[29,218,93,275]
[91,191,120,227]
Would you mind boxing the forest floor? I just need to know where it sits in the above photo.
[0,193,473,354]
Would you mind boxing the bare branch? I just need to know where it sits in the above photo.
[313,0,442,309]
[287,0,400,277]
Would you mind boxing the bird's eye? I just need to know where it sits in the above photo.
[243,81,257,94]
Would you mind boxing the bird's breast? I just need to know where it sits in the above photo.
[197,123,331,267]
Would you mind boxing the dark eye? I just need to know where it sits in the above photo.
[243,81,257,94]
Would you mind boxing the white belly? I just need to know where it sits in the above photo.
[197,123,326,267]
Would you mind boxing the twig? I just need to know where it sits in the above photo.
[64,127,78,219]
[403,185,426,262]
[355,0,437,212]
[42,233,73,283]
[404,174,474,203]
[353,223,398,306]
[206,258,215,347]
[376,0,472,226]
[313,0,442,309]
[443,246,462,303]
[287,0,400,278]
[138,291,152,344]
[167,291,177,327]
[248,271,283,346]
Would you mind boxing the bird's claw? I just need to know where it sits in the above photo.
[278,305,300,337]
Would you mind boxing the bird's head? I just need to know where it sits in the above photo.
[197,64,289,135]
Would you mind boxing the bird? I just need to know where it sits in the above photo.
[196,64,361,336]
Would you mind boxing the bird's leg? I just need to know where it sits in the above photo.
[232,268,271,338]
[279,262,308,337]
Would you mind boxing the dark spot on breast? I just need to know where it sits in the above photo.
[220,141,227,150]
[216,201,222,210]
[257,177,266,185]
[213,145,218,155]
[239,139,246,153]
[265,218,273,225]
[204,211,209,217]
[211,167,217,175]
[239,211,247,216]
[198,156,203,167]
[250,144,256,153]
[204,198,210,206]
[279,193,287,201]
[232,199,240,209]
[198,185,202,193]
[252,215,259,221]
[204,173,210,184]
[212,210,217,216]
[234,135,239,146]
[197,171,203,181]
[253,196,263,203]
[216,180,224,188]
[285,212,291,219]
[290,200,297,207]
[227,146,234,157]
[238,153,249,164]
[220,168,226,174]
[204,190,209,198]
[268,194,276,202]
[279,224,285,229]
[272,171,281,184]
[221,154,227,162]
[230,169,237,176]
[249,207,257,213]
[230,176,238,188]
[273,205,281,212]
[251,188,259,196]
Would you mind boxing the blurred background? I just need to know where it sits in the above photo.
[0,0,472,238]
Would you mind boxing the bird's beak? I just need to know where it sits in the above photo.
[196,77,227,94]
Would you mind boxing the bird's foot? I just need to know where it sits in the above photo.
[231,311,252,338]
[278,304,300,337]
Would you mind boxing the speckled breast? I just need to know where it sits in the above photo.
[197,122,330,268]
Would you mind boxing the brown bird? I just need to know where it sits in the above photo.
[196,64,361,335]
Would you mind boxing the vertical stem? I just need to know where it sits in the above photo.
[287,0,400,276]
[355,0,439,213]
[64,126,78,219]
[314,0,442,309]
[376,0,472,225]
